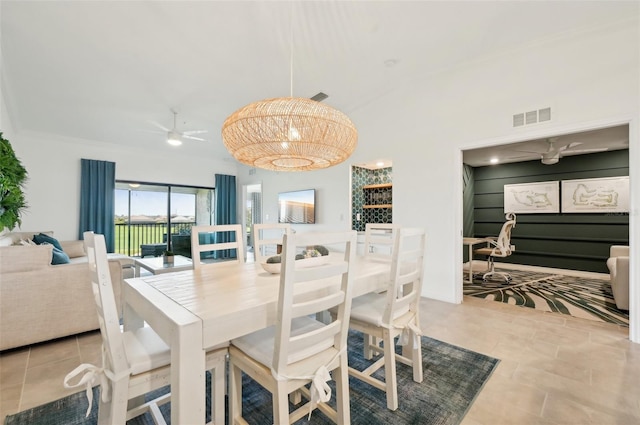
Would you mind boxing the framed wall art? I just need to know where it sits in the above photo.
[561,176,629,213]
[503,181,560,214]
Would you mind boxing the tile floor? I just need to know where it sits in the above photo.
[1,283,639,424]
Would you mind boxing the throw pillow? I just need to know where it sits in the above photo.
[33,233,64,251]
[18,238,36,246]
[51,246,70,265]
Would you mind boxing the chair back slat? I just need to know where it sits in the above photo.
[191,224,245,269]
[84,231,129,377]
[291,291,345,318]
[287,320,341,363]
[272,231,356,375]
[384,227,426,325]
[364,223,398,258]
[253,223,291,264]
[292,261,348,283]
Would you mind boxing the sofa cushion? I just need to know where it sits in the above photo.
[51,246,71,265]
[33,233,63,251]
[61,240,86,258]
[0,245,53,273]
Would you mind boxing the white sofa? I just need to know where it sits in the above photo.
[606,245,629,311]
[0,231,134,351]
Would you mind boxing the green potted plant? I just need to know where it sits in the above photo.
[163,250,175,266]
[0,133,28,232]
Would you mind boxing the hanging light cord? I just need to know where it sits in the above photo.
[289,1,294,98]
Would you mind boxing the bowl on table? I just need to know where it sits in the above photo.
[260,255,330,274]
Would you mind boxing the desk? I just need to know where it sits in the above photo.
[463,237,488,283]
[123,256,392,425]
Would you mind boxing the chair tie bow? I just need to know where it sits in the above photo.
[398,321,422,349]
[272,347,345,420]
[63,363,129,417]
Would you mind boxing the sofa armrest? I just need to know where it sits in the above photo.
[609,245,629,258]
[614,256,629,282]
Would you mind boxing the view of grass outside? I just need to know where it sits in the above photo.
[114,222,193,256]
[114,183,205,257]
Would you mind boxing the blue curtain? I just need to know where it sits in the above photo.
[213,174,237,259]
[79,159,115,252]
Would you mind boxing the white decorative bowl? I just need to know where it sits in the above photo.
[260,255,330,274]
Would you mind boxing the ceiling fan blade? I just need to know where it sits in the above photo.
[563,148,608,155]
[149,120,170,132]
[183,130,208,136]
[183,135,207,142]
[512,148,545,155]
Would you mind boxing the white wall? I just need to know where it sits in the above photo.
[238,19,640,308]
[6,130,237,241]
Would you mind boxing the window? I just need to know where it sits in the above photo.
[115,182,214,257]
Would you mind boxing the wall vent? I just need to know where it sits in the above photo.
[538,107,551,122]
[525,110,538,124]
[513,107,551,127]
[513,113,525,127]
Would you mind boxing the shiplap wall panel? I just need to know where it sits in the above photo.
[472,149,629,273]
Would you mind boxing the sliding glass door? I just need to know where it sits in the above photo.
[115,182,214,257]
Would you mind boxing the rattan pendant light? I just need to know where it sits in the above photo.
[221,4,357,172]
[222,97,357,171]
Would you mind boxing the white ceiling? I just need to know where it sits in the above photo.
[463,124,630,167]
[1,1,636,165]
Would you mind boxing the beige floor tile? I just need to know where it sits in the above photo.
[0,348,29,387]
[27,336,79,368]
[77,330,102,365]
[478,373,547,417]
[464,401,559,425]
[0,382,22,420]
[20,356,82,411]
[557,341,627,372]
[543,391,639,424]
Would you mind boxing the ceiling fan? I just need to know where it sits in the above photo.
[516,137,607,165]
[150,111,208,146]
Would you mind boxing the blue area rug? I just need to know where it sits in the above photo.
[5,331,499,425]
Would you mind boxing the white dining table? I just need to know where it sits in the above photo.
[122,255,393,425]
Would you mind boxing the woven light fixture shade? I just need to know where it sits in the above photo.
[222,97,357,172]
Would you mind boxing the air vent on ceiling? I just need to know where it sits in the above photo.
[513,107,551,127]
[310,92,328,102]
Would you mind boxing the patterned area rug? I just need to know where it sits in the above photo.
[464,268,629,326]
[4,330,499,425]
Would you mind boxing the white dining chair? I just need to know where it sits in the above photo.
[346,227,426,411]
[252,223,291,264]
[191,224,245,269]
[64,232,228,425]
[228,230,357,424]
[364,223,397,258]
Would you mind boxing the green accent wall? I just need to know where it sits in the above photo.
[472,150,629,273]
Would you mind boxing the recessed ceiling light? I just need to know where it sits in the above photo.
[384,59,398,67]
[490,158,499,164]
